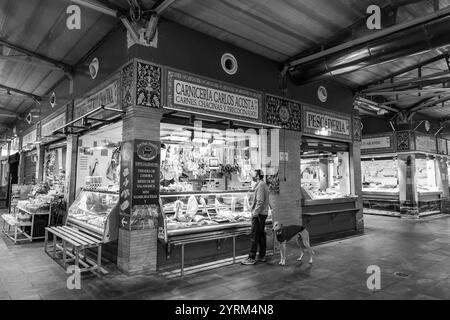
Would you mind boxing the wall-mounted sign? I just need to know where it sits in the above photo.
[41,113,66,137]
[74,79,119,119]
[265,95,301,131]
[447,140,450,156]
[362,136,391,150]
[302,104,351,140]
[415,133,437,153]
[437,138,447,155]
[167,69,263,122]
[22,130,37,146]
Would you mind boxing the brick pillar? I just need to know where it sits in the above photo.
[35,144,45,183]
[65,135,78,206]
[275,129,302,226]
[398,153,419,218]
[117,106,162,274]
[351,140,364,231]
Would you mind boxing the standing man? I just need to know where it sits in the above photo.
[241,169,270,265]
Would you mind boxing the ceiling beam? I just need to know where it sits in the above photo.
[0,84,40,101]
[153,0,177,14]
[0,54,62,71]
[0,39,73,74]
[71,0,118,17]
[409,95,450,112]
[360,53,449,89]
[364,88,450,96]
[361,70,450,93]
[286,4,450,68]
[0,106,19,115]
[286,0,430,65]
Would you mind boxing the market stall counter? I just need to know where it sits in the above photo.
[300,136,361,242]
[44,187,120,275]
[361,131,445,217]
[156,120,276,273]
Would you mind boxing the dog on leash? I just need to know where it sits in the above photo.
[273,221,315,266]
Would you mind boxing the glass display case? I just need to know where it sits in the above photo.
[300,139,353,202]
[67,189,119,242]
[160,191,273,237]
[416,157,440,193]
[361,158,399,194]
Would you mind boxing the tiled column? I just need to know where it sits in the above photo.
[351,140,364,231]
[398,153,419,218]
[275,129,302,226]
[117,106,162,274]
[65,135,78,207]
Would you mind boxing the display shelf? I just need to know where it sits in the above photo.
[67,189,119,242]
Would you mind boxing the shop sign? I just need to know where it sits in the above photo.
[361,136,391,150]
[302,104,351,140]
[119,139,161,231]
[447,140,450,156]
[41,113,66,137]
[437,138,447,155]
[22,130,37,146]
[74,80,119,119]
[415,134,437,153]
[167,70,263,122]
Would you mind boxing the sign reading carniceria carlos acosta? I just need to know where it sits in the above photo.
[167,69,263,122]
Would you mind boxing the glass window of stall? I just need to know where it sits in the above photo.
[75,121,122,195]
[160,118,279,231]
[300,138,352,200]
[361,156,399,193]
[415,154,440,193]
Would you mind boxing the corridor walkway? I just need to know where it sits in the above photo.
[0,214,449,300]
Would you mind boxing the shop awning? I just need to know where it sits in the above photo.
[52,105,125,136]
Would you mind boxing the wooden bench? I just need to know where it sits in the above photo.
[44,226,105,276]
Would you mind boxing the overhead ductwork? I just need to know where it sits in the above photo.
[288,13,450,85]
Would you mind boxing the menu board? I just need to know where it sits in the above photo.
[132,140,160,206]
[118,139,161,230]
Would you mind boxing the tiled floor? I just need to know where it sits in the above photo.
[0,213,449,300]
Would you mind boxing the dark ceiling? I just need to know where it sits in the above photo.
[1,0,450,142]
